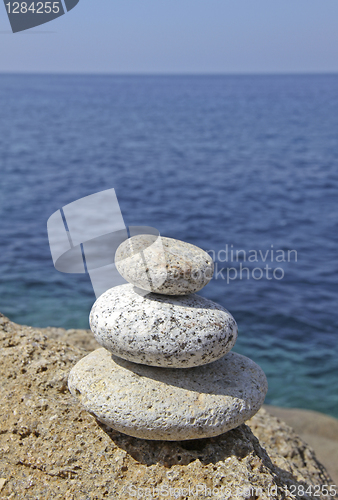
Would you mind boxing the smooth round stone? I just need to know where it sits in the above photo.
[90,284,237,368]
[68,348,268,441]
[115,235,214,295]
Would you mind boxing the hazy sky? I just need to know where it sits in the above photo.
[1,0,338,73]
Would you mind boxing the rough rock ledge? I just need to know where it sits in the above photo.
[0,313,335,500]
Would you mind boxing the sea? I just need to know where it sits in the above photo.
[0,74,337,418]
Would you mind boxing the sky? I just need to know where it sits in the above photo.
[1,0,338,74]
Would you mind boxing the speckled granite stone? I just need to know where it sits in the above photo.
[68,348,268,440]
[115,235,214,295]
[90,284,237,368]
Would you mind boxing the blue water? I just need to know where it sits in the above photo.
[0,74,337,418]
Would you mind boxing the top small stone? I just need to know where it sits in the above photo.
[115,235,214,295]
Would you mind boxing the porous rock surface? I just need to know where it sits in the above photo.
[90,284,237,368]
[0,313,335,500]
[115,235,214,295]
[68,348,268,440]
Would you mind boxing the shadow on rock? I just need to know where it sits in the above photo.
[97,421,265,467]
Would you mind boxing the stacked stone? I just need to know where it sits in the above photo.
[68,235,268,441]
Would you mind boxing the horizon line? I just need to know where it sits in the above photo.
[1,70,338,77]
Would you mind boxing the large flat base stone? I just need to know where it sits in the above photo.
[68,348,268,440]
